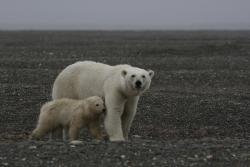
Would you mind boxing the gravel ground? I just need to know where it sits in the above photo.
[0,138,250,167]
[0,31,250,166]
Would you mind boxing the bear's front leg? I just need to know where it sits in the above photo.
[104,93,126,141]
[122,96,139,140]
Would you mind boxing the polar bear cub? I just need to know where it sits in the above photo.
[30,96,105,141]
[52,61,154,141]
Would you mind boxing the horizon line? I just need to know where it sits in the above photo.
[1,28,250,31]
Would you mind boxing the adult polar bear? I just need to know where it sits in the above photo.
[52,61,154,141]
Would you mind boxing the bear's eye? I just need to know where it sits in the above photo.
[142,75,145,78]
[131,75,136,78]
[96,104,99,107]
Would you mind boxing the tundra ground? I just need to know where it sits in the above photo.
[0,31,249,166]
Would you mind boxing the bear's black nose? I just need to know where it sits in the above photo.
[102,109,106,113]
[135,80,142,88]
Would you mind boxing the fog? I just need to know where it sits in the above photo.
[0,0,250,30]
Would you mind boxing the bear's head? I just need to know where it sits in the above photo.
[121,67,154,96]
[86,96,106,114]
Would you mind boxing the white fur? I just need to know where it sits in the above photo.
[52,61,154,141]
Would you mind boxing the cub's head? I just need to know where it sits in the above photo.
[86,96,106,114]
[121,66,154,96]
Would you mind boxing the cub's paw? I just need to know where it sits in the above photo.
[70,140,83,145]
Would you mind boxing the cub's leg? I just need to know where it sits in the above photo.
[63,128,69,141]
[30,123,52,140]
[69,117,82,141]
[48,127,63,141]
[88,121,103,140]
[69,125,81,141]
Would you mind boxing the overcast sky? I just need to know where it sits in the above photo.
[0,0,250,30]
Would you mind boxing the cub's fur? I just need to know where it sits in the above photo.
[30,96,105,141]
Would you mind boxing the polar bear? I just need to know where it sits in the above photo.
[52,61,154,141]
[30,96,106,141]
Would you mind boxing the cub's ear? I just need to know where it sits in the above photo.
[121,70,127,77]
[148,70,154,79]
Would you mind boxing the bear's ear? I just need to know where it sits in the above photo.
[148,70,154,79]
[121,70,127,77]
